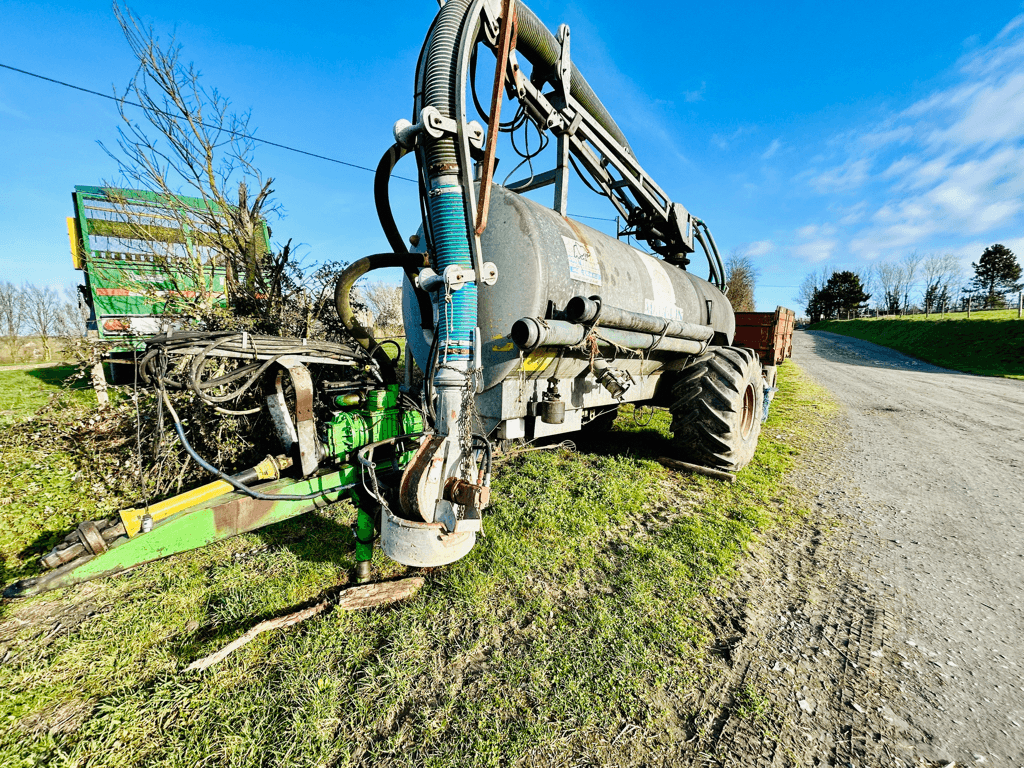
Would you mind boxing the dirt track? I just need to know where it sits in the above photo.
[793,330,1024,765]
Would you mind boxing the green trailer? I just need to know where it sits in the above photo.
[67,186,269,351]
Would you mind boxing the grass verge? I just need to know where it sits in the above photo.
[0,366,95,425]
[812,313,1024,379]
[0,363,836,767]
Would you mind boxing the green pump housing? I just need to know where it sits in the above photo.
[324,385,423,460]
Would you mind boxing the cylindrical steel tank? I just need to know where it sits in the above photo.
[404,184,734,392]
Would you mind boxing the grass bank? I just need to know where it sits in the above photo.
[812,311,1024,379]
[0,365,95,425]
[0,363,835,767]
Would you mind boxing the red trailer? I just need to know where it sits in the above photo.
[733,306,795,388]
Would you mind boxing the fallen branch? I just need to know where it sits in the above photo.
[657,456,736,483]
[185,577,425,672]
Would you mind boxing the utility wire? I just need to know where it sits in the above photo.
[3,61,641,221]
[0,61,417,182]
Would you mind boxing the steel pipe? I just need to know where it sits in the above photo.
[565,296,715,342]
[511,317,705,355]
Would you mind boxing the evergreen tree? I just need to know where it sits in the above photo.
[969,244,1022,309]
[815,271,871,319]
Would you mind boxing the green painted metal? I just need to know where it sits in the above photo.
[325,386,423,459]
[354,493,376,565]
[70,185,271,350]
[20,467,357,595]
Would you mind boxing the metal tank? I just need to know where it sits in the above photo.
[404,184,734,441]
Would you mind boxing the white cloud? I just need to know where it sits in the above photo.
[837,202,867,225]
[0,97,27,120]
[711,126,754,151]
[761,139,782,159]
[739,240,774,257]
[809,158,870,193]
[683,81,706,103]
[796,223,837,239]
[802,13,1024,263]
[793,239,838,263]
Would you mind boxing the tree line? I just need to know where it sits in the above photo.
[0,282,86,363]
[798,245,1023,323]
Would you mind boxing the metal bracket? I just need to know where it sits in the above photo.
[264,356,320,478]
[417,262,498,292]
[480,0,502,45]
[555,24,571,101]
[394,107,484,149]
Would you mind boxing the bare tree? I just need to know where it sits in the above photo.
[796,266,830,316]
[24,285,62,361]
[0,282,26,361]
[921,254,961,313]
[901,251,923,313]
[56,285,88,340]
[853,265,875,313]
[361,282,404,333]
[725,252,758,312]
[103,4,309,335]
[874,260,904,315]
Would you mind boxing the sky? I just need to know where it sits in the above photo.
[2,0,1024,313]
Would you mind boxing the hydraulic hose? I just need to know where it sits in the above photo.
[334,253,428,382]
[161,392,353,502]
[512,1,633,157]
[374,142,435,330]
[419,0,478,365]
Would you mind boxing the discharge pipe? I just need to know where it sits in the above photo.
[565,296,714,343]
[511,317,705,356]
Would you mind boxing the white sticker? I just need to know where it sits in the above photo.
[645,298,687,322]
[562,235,602,285]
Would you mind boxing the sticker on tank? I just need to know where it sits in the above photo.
[562,236,602,286]
[644,299,688,322]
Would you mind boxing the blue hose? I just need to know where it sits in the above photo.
[429,186,476,363]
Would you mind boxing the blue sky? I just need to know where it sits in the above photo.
[2,0,1023,312]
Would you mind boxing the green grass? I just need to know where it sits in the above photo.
[812,312,1024,379]
[0,366,96,425]
[0,364,836,767]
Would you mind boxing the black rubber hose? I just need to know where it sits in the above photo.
[374,143,435,330]
[512,0,634,157]
[335,253,429,383]
[167,409,352,502]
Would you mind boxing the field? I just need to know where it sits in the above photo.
[0,365,96,425]
[0,362,835,767]
[811,310,1024,379]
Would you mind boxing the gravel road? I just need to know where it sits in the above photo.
[795,330,1024,765]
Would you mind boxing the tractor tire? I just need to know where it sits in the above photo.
[669,347,764,472]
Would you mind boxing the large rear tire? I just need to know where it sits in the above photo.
[669,347,764,471]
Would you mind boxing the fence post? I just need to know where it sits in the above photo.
[968,297,972,319]
[1019,291,1022,319]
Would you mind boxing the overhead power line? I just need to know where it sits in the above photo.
[2,61,652,223]
[0,61,417,182]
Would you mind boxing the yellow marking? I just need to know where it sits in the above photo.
[521,350,557,372]
[119,479,232,537]
[492,341,514,352]
[67,217,83,269]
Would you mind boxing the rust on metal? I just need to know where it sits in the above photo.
[213,495,266,536]
[475,0,518,235]
[733,306,795,366]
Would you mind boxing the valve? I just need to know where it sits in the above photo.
[538,378,566,424]
[593,359,633,401]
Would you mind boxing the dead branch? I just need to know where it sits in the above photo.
[184,577,425,672]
